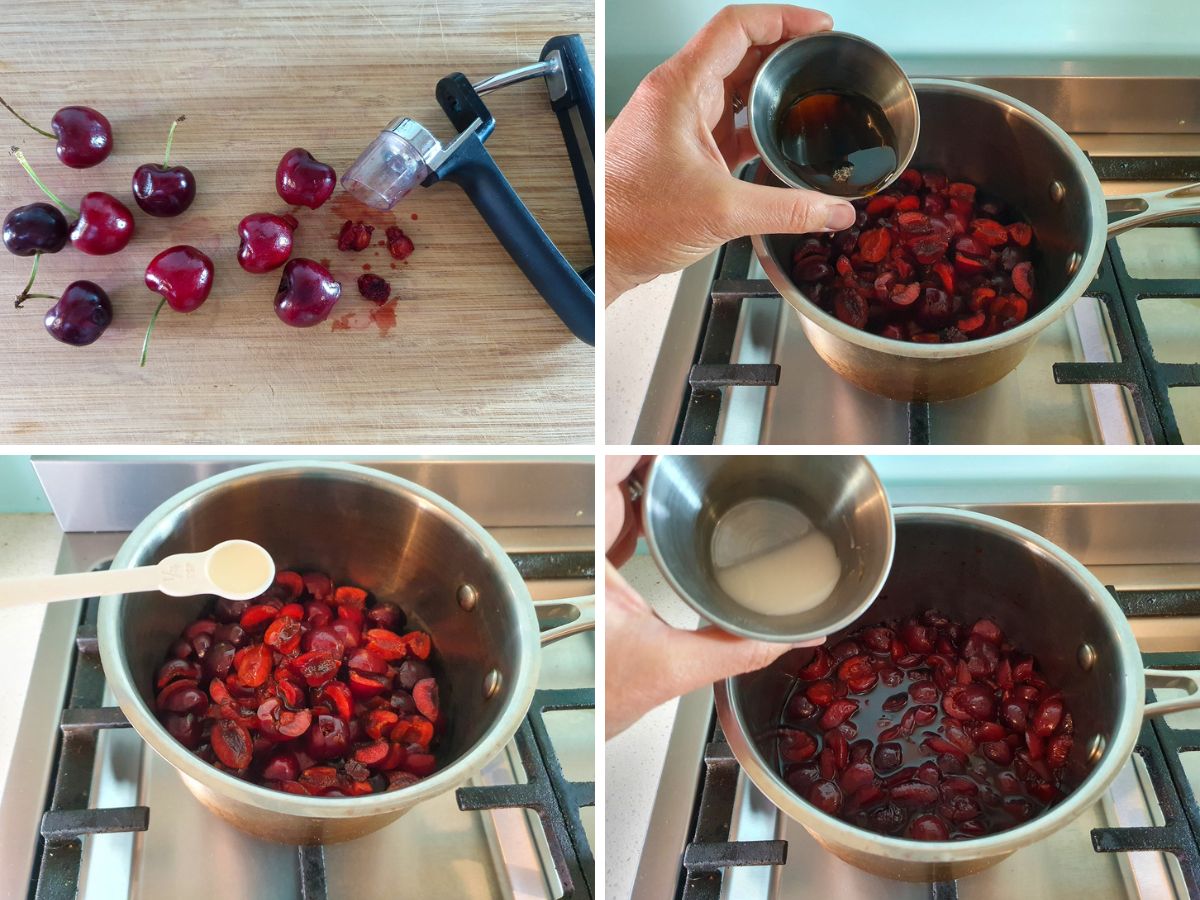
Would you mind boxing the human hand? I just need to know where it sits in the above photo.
[604,456,823,738]
[605,5,857,303]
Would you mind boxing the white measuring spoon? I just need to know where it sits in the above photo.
[0,540,275,609]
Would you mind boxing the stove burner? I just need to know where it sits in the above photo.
[27,551,596,900]
[675,590,1200,899]
[676,156,1200,445]
[457,688,597,899]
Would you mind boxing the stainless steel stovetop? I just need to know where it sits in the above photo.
[615,486,1200,899]
[1,459,595,900]
[631,74,1200,445]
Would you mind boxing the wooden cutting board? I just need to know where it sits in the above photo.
[0,0,594,443]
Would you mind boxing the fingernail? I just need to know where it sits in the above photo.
[824,203,856,231]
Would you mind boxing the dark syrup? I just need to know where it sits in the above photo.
[777,89,898,197]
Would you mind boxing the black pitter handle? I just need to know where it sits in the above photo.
[429,36,595,345]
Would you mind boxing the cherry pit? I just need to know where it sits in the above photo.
[154,569,443,796]
[776,609,1074,841]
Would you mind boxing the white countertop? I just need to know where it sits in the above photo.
[604,552,702,899]
[0,514,63,799]
[606,272,683,445]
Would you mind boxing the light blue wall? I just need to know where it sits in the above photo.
[0,457,49,513]
[606,0,1200,114]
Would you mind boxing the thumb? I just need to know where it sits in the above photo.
[660,625,823,698]
[717,178,856,241]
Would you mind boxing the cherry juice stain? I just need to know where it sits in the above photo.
[330,299,398,337]
[410,213,418,220]
[362,263,371,271]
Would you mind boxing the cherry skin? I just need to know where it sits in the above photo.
[70,192,135,255]
[3,203,69,256]
[274,258,341,327]
[276,148,336,209]
[133,164,195,217]
[145,246,214,313]
[51,106,113,168]
[43,281,113,345]
[237,213,298,273]
[132,116,195,217]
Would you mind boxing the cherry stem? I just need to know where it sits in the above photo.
[9,148,78,218]
[140,298,167,368]
[0,96,54,140]
[163,115,185,167]
[13,252,41,308]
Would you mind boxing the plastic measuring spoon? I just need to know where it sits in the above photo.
[0,540,275,609]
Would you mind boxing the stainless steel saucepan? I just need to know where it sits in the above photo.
[98,461,594,845]
[716,506,1200,881]
[752,79,1200,402]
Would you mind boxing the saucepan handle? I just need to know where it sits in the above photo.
[1143,668,1200,717]
[1105,182,1200,237]
[534,595,596,645]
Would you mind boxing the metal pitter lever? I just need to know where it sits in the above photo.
[341,35,595,345]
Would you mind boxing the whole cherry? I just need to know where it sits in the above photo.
[10,148,134,255]
[72,192,136,255]
[237,212,298,273]
[275,258,341,327]
[141,245,214,366]
[145,245,214,313]
[27,280,114,345]
[3,203,69,256]
[4,203,70,307]
[132,116,196,217]
[0,96,112,168]
[276,148,336,209]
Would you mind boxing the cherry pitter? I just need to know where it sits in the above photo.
[342,34,595,345]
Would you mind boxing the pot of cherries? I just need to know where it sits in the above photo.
[0,97,418,361]
[715,506,1200,882]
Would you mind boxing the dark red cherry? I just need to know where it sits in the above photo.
[274,258,341,327]
[237,213,297,273]
[3,203,69,256]
[276,148,335,209]
[132,117,196,217]
[0,97,112,168]
[10,149,133,255]
[51,106,113,168]
[70,192,135,255]
[145,245,214,313]
[133,163,195,217]
[42,280,113,345]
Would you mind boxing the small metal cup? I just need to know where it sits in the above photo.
[748,31,919,198]
[641,455,894,642]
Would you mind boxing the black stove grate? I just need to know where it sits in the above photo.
[26,551,595,900]
[456,687,597,899]
[675,157,1200,445]
[676,588,1200,899]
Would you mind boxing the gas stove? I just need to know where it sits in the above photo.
[1,459,595,900]
[608,485,1200,899]
[628,74,1200,444]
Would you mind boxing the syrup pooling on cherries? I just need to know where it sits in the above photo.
[791,167,1037,343]
[775,609,1074,841]
[154,569,443,797]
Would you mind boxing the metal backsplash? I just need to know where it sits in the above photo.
[31,458,595,533]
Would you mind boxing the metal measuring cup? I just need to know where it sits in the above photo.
[748,31,920,199]
[639,455,895,643]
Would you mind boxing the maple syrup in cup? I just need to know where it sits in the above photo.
[711,498,842,617]
[776,89,899,197]
[748,31,918,199]
[205,540,274,599]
